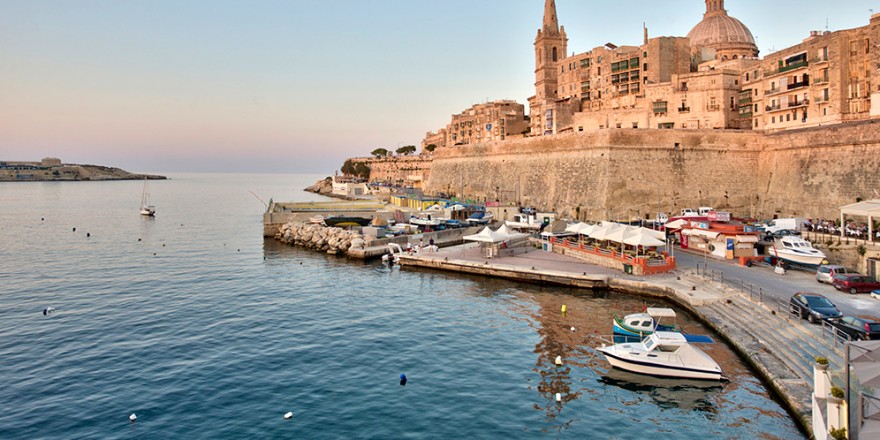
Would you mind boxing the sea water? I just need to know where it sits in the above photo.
[0,174,803,439]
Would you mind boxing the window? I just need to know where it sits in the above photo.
[771,116,775,123]
[616,123,622,129]
[552,47,558,62]
[746,73,750,81]
[632,122,638,128]
[653,101,668,114]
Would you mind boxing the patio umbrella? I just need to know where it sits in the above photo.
[564,222,583,234]
[665,219,688,230]
[624,231,667,248]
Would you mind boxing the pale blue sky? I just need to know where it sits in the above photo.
[1,0,875,173]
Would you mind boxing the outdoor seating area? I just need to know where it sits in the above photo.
[546,221,676,275]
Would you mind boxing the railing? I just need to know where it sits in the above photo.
[678,106,690,113]
[550,237,676,274]
[766,104,782,112]
[811,56,829,64]
[777,60,809,74]
[788,99,809,108]
[787,80,809,90]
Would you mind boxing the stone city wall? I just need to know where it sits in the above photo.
[421,121,880,221]
[354,156,433,185]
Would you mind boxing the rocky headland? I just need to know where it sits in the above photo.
[0,158,166,181]
[303,177,333,196]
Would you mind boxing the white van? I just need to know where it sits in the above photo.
[765,218,807,234]
[680,208,697,217]
[698,207,714,216]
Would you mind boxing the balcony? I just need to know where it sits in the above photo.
[811,56,829,64]
[739,97,753,104]
[678,106,690,113]
[787,79,809,90]
[788,99,809,108]
[765,87,785,96]
[766,104,783,112]
[767,60,809,77]
[739,111,753,117]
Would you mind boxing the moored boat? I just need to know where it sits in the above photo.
[597,332,725,381]
[612,307,678,339]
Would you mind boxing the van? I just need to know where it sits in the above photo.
[680,208,697,217]
[698,207,714,216]
[765,218,807,235]
[817,265,858,284]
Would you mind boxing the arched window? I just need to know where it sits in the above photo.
[722,55,728,61]
[552,47,558,62]
[733,55,739,60]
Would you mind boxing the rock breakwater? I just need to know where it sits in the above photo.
[275,222,364,255]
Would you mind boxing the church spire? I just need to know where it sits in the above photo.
[543,0,559,33]
[704,0,727,16]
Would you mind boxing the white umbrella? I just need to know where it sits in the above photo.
[576,223,595,236]
[624,232,667,248]
[564,222,583,234]
[665,219,688,229]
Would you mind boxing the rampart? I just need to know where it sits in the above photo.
[422,120,880,220]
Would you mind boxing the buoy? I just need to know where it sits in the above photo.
[561,305,567,313]
[283,412,293,420]
[162,244,165,247]
[41,217,44,221]
[86,232,90,238]
[73,227,76,232]
[129,413,137,422]
[138,238,142,242]
[153,253,157,256]
[570,326,575,332]
[43,307,55,316]
[555,355,563,366]
[555,393,562,402]
[400,373,407,386]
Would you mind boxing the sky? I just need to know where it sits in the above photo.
[1,0,877,173]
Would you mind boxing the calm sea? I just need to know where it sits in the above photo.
[0,173,803,439]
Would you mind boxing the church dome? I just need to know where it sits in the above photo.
[688,14,755,48]
[687,0,758,58]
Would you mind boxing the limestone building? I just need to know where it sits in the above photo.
[422,100,529,150]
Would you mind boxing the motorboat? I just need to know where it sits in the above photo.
[767,236,828,267]
[381,243,404,265]
[597,331,725,381]
[612,307,678,339]
[466,211,493,225]
[410,213,446,227]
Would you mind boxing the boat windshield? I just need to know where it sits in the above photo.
[644,338,655,350]
[806,296,834,308]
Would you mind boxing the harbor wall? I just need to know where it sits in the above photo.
[423,121,880,220]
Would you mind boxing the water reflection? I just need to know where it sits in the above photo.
[598,367,723,414]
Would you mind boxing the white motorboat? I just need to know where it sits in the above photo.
[767,236,828,267]
[139,177,155,216]
[410,213,446,227]
[381,243,404,264]
[597,332,725,381]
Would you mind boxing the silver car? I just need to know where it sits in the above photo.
[816,265,857,284]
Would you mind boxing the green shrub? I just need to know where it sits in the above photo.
[830,386,844,399]
[829,426,847,440]
[815,356,829,365]
[857,245,867,256]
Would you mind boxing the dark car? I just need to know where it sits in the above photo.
[832,316,880,341]
[790,292,843,323]
[831,274,880,294]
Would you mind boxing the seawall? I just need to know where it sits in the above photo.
[421,121,880,220]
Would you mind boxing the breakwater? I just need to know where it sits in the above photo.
[275,222,364,255]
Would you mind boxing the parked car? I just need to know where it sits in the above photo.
[789,292,843,323]
[873,289,880,300]
[831,274,880,294]
[816,265,858,284]
[832,316,880,341]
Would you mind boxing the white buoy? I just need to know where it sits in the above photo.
[283,412,293,420]
[570,326,575,332]
[129,413,137,422]
[555,355,563,366]
[556,393,562,402]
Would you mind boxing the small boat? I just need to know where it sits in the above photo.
[410,213,446,227]
[139,177,155,216]
[381,243,404,265]
[466,211,493,225]
[767,236,828,267]
[613,307,678,339]
[323,216,371,227]
[597,332,725,381]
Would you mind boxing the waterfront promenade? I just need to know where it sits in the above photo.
[399,242,856,437]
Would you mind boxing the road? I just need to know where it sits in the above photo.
[672,247,880,319]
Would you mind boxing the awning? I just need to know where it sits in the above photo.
[681,229,720,239]
[735,235,759,243]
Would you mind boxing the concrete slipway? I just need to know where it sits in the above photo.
[397,243,849,438]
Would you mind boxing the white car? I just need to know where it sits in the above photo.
[816,265,857,284]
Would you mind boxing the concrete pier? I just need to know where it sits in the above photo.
[399,242,839,437]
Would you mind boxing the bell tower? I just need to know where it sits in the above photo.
[532,0,567,135]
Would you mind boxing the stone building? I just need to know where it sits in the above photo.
[422,100,529,149]
[739,14,880,132]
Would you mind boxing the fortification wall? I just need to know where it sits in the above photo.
[423,121,880,220]
[354,156,433,184]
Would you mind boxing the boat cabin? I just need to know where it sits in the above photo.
[622,307,677,334]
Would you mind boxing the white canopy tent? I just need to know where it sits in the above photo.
[624,231,667,248]
[840,199,880,240]
[463,226,508,243]
[495,224,528,239]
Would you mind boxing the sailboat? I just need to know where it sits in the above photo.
[140,177,156,216]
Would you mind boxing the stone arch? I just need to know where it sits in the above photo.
[733,54,738,59]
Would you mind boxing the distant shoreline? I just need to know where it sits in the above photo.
[0,160,166,182]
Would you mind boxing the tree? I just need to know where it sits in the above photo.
[341,159,355,175]
[371,148,388,158]
[396,145,417,155]
[425,144,437,153]
[354,162,370,179]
